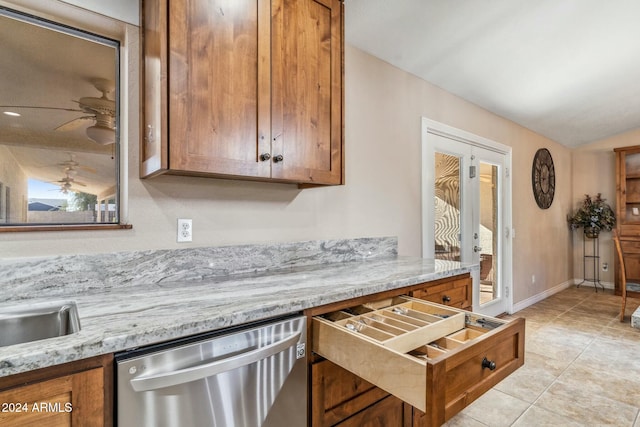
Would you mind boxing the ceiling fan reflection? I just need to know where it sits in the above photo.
[1,78,116,145]
[50,173,86,194]
[56,79,116,145]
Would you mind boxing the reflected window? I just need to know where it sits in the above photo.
[434,152,461,261]
[0,6,119,227]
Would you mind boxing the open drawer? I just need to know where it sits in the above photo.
[312,296,525,426]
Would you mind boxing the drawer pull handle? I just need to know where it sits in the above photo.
[442,295,451,303]
[482,357,496,371]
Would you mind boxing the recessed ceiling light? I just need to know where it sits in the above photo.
[3,111,21,117]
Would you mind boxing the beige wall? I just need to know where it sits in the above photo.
[570,128,640,283]
[0,145,28,223]
[0,41,575,307]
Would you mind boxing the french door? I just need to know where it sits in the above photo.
[422,119,512,316]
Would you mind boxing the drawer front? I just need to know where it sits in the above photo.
[440,321,524,422]
[410,278,471,309]
[312,298,525,426]
[620,239,640,254]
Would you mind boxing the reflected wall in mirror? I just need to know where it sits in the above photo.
[0,6,120,228]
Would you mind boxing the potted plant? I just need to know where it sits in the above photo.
[567,193,616,238]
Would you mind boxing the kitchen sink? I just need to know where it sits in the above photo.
[0,301,81,347]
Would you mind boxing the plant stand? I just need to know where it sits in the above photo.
[576,231,604,292]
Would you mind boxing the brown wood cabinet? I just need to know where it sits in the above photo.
[311,359,404,426]
[306,275,525,427]
[0,354,112,427]
[409,275,472,310]
[141,0,344,185]
[615,145,640,297]
[307,274,524,427]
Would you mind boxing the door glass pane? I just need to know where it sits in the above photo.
[434,152,461,261]
[479,162,498,304]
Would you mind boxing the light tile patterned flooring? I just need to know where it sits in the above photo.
[445,286,640,427]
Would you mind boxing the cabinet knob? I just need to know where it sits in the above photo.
[260,153,271,161]
[481,357,496,371]
[273,154,284,163]
[442,295,451,303]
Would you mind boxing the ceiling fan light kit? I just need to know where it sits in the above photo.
[86,124,115,145]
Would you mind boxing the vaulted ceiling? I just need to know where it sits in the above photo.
[345,0,640,147]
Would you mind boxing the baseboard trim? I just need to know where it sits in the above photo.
[573,278,614,290]
[512,279,615,313]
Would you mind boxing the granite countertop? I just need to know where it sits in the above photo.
[0,238,476,377]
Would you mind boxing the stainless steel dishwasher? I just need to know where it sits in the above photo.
[116,315,307,427]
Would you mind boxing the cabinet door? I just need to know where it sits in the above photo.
[614,146,640,296]
[311,359,390,426]
[168,0,271,177]
[0,367,104,427]
[271,0,343,185]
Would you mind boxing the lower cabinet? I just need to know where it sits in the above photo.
[307,274,525,427]
[0,354,112,427]
[409,276,472,310]
[335,395,408,427]
[311,359,410,427]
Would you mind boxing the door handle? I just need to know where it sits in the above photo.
[129,331,301,392]
[473,246,483,253]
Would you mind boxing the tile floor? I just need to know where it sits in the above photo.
[445,285,640,427]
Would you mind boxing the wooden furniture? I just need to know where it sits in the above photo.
[612,229,640,321]
[408,275,471,310]
[0,354,113,427]
[614,146,640,298]
[141,0,344,186]
[311,359,410,426]
[306,275,525,427]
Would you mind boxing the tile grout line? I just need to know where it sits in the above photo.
[506,289,609,426]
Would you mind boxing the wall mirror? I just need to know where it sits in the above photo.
[0,5,122,231]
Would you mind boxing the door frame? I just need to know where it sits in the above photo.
[421,118,514,314]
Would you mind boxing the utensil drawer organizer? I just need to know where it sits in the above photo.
[312,296,525,426]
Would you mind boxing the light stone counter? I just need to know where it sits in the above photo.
[0,237,476,377]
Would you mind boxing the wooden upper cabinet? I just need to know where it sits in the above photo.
[271,0,343,184]
[614,145,640,295]
[141,0,344,185]
[615,145,640,235]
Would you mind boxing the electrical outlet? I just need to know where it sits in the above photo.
[177,219,192,242]
[602,262,608,272]
[531,275,536,284]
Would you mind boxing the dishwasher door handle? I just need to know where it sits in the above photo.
[129,331,302,392]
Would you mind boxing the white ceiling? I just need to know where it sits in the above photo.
[345,0,640,147]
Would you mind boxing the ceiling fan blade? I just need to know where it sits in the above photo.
[78,165,97,174]
[73,181,87,187]
[0,105,83,113]
[55,116,94,131]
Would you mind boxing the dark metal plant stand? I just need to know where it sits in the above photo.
[577,231,604,292]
